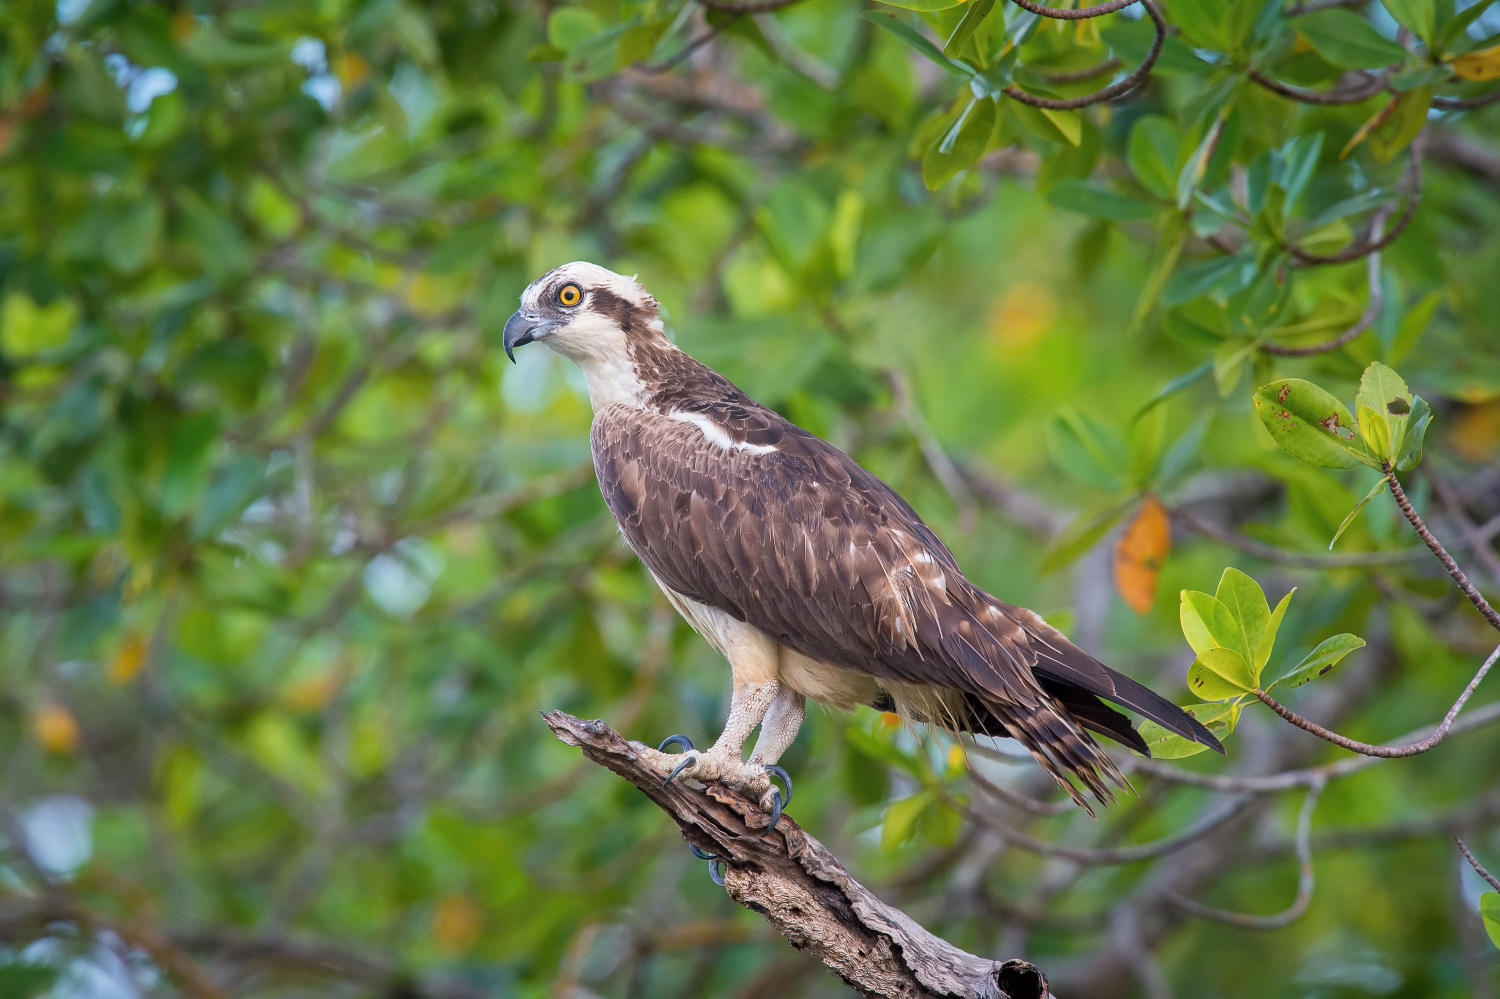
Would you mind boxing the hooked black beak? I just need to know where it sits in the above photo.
[503,310,543,362]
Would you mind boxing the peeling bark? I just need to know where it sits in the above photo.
[542,711,1051,999]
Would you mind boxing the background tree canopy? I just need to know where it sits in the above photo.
[1,0,1499,994]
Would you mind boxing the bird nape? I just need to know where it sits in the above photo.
[504,261,1223,833]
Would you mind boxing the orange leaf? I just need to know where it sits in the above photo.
[34,703,80,754]
[431,892,483,955]
[1113,494,1171,614]
[109,631,147,684]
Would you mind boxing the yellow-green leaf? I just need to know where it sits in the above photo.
[882,790,934,850]
[1187,647,1255,700]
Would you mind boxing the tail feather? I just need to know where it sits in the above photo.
[986,699,1128,815]
[1005,604,1226,755]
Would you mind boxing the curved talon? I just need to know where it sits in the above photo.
[708,859,726,887]
[657,734,695,754]
[663,753,698,788]
[688,843,717,861]
[763,786,783,836]
[763,765,793,808]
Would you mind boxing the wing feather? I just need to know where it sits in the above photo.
[591,393,1219,807]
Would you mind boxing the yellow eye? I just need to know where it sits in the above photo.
[558,284,581,306]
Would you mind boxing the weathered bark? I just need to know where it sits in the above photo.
[542,711,1051,999]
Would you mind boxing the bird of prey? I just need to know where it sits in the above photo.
[504,262,1222,825]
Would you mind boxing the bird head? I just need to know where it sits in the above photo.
[503,261,662,364]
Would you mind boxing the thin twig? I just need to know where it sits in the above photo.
[969,766,1078,816]
[956,791,1258,865]
[1004,0,1165,109]
[1171,506,1427,566]
[1457,837,1500,892]
[1128,698,1500,792]
[1165,778,1324,929]
[1429,469,1500,592]
[1043,58,1122,84]
[1290,145,1423,266]
[1386,464,1500,631]
[1264,209,1387,355]
[884,368,978,532]
[1247,68,1387,106]
[1286,0,1366,14]
[1432,89,1500,110]
[1007,0,1140,19]
[1255,639,1500,758]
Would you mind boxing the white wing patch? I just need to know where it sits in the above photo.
[667,410,778,454]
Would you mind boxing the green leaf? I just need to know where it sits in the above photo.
[1166,0,1230,49]
[1131,213,1189,334]
[846,723,929,780]
[1356,361,1412,462]
[1442,0,1498,46]
[1366,85,1436,163]
[1176,112,1226,210]
[0,964,59,999]
[1394,394,1432,471]
[882,790,935,849]
[1297,9,1411,68]
[1180,589,1244,657]
[1049,408,1127,489]
[1040,499,1133,573]
[863,11,973,69]
[1129,115,1182,200]
[1047,180,1160,221]
[548,7,606,50]
[1162,253,1256,306]
[1141,700,1241,758]
[945,0,998,55]
[1382,0,1437,43]
[923,97,996,188]
[0,293,77,358]
[1482,891,1500,949]
[1259,588,1295,672]
[1388,290,1440,364]
[1214,567,1270,676]
[1273,633,1366,688]
[1252,377,1377,469]
[1188,647,1256,700]
[1135,361,1214,418]
[1009,101,1082,146]
[1329,477,1388,548]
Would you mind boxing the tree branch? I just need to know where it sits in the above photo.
[1386,464,1500,632]
[1254,639,1500,758]
[1163,777,1324,929]
[1457,837,1500,892]
[542,711,1051,999]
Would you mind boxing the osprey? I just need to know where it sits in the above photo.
[504,262,1221,824]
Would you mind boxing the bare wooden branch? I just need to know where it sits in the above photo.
[541,711,1051,999]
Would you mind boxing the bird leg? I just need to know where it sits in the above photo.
[748,685,805,768]
[647,679,783,803]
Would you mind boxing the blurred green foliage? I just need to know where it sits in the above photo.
[0,0,1498,995]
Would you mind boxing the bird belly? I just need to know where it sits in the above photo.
[777,646,880,710]
[654,581,780,686]
[652,576,878,706]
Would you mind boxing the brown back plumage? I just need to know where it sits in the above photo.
[591,345,1221,808]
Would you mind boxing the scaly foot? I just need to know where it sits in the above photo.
[644,735,793,834]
